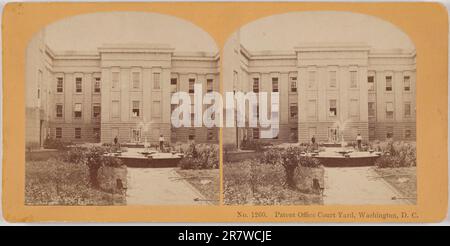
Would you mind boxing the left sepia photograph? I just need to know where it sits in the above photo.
[25,12,220,206]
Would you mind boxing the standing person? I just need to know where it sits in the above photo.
[159,134,165,152]
[114,136,118,145]
[311,135,316,145]
[356,133,362,151]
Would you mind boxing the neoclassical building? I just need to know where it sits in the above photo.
[26,30,219,147]
[223,32,416,145]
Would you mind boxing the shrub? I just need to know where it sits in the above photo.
[260,148,282,165]
[374,141,416,168]
[62,146,123,188]
[179,143,219,169]
[240,139,266,152]
[63,146,86,164]
[260,146,321,189]
[43,138,72,150]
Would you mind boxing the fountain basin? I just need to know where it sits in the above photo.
[321,143,342,148]
[312,155,380,167]
[307,149,381,167]
[104,151,183,168]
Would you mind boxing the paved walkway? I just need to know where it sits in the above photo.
[323,167,408,205]
[126,168,207,205]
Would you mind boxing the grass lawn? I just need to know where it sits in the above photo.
[223,161,322,205]
[175,169,220,205]
[375,167,417,204]
[26,158,127,205]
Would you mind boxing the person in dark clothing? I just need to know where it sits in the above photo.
[114,136,118,145]
[159,134,165,152]
[356,133,363,151]
[311,135,316,145]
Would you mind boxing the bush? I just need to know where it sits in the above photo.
[260,146,321,189]
[43,138,72,150]
[178,143,219,169]
[240,139,266,152]
[63,146,86,164]
[62,146,124,188]
[374,141,416,168]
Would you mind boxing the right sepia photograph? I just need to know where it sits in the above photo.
[222,11,416,206]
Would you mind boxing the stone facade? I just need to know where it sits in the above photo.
[223,31,416,145]
[26,31,219,147]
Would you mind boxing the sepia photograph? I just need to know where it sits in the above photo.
[222,11,417,206]
[25,11,220,206]
[3,1,447,224]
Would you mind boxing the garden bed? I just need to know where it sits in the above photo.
[374,167,417,204]
[26,149,62,161]
[26,158,127,205]
[175,169,220,205]
[223,161,323,205]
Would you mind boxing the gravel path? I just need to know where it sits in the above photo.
[126,167,208,205]
[323,166,409,205]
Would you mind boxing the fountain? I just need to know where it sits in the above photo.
[310,118,382,167]
[103,118,184,168]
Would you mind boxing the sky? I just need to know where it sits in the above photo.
[240,11,415,51]
[44,12,218,53]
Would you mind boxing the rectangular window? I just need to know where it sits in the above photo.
[253,78,259,93]
[386,102,394,119]
[386,126,394,139]
[368,76,375,91]
[189,79,195,94]
[207,129,215,141]
[272,128,279,139]
[253,128,260,140]
[290,103,298,119]
[132,101,140,117]
[152,101,161,118]
[153,73,160,90]
[37,70,42,100]
[308,100,317,117]
[92,104,101,119]
[405,128,412,139]
[308,71,315,88]
[55,128,62,139]
[368,102,376,117]
[93,128,100,140]
[170,78,178,93]
[75,77,82,93]
[329,71,337,88]
[112,72,119,89]
[233,71,238,88]
[188,129,195,140]
[291,128,298,141]
[74,103,82,118]
[329,99,337,117]
[56,104,63,118]
[171,104,177,113]
[111,101,120,118]
[369,127,376,139]
[132,72,140,89]
[350,71,357,88]
[386,76,393,91]
[207,79,214,93]
[94,77,101,93]
[272,77,279,92]
[404,76,411,91]
[290,77,297,92]
[57,77,64,93]
[75,128,81,139]
[349,99,359,116]
[404,102,411,117]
